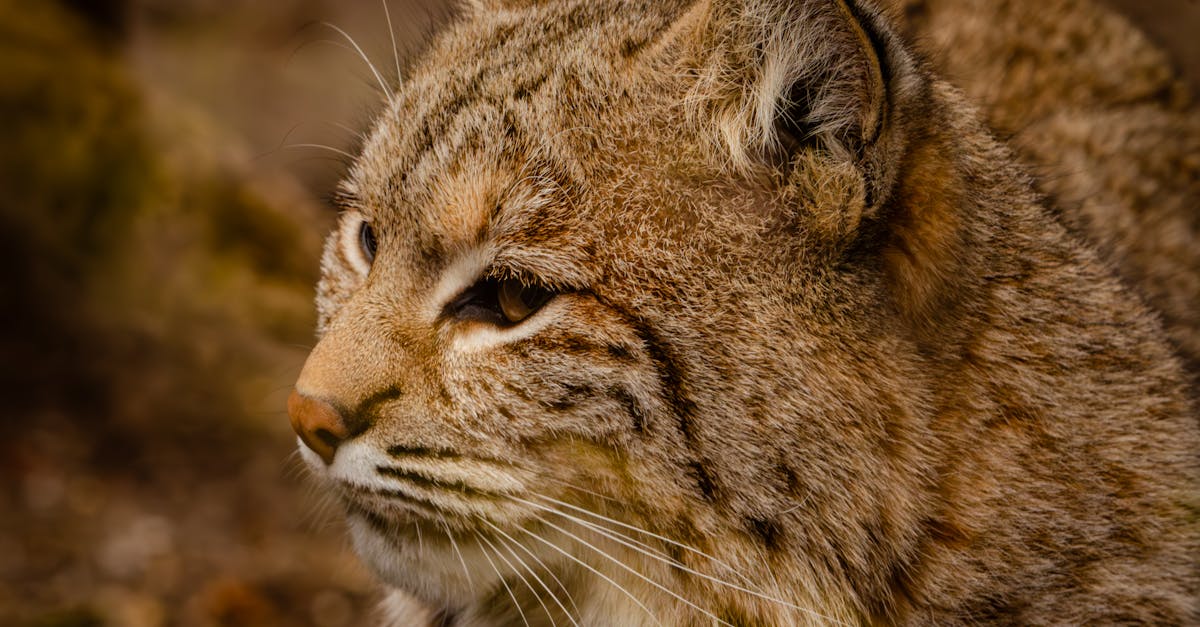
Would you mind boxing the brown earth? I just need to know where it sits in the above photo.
[1,1,1194,626]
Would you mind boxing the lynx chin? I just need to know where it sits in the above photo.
[287,0,1200,624]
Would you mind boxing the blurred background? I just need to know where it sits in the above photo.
[0,0,1195,626]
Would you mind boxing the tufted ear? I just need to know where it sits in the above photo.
[688,0,914,204]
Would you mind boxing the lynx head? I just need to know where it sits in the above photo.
[288,0,1059,623]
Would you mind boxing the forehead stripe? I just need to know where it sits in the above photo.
[385,2,686,189]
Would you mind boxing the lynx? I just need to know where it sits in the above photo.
[287,0,1200,623]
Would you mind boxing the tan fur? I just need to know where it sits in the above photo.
[891,0,1200,374]
[293,0,1200,624]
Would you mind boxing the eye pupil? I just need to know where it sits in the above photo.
[359,222,377,263]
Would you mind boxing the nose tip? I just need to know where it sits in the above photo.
[287,390,350,465]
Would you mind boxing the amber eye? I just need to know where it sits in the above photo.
[448,276,555,325]
[498,278,552,323]
[359,221,378,264]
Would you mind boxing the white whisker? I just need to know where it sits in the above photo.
[516,525,664,627]
[527,501,688,572]
[750,543,800,625]
[547,504,676,566]
[285,37,356,69]
[381,0,402,83]
[482,519,581,627]
[526,511,734,626]
[543,477,624,506]
[529,494,754,586]
[329,121,362,137]
[778,491,813,516]
[474,530,532,627]
[283,448,311,481]
[524,495,850,625]
[480,531,561,627]
[283,143,357,160]
[529,496,682,576]
[264,121,307,161]
[267,120,361,158]
[440,516,476,596]
[490,521,583,619]
[319,21,395,102]
[414,520,424,556]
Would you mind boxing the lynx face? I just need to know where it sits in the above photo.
[289,0,1199,624]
